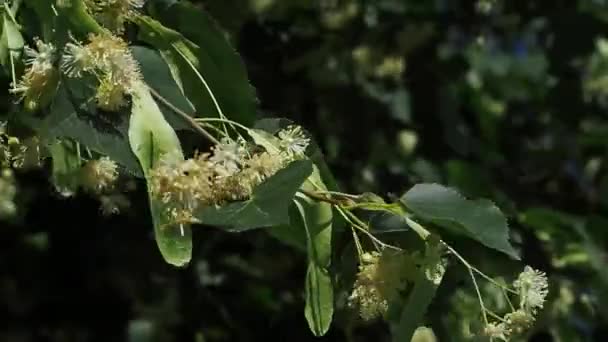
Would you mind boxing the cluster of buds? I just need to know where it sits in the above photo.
[11,39,59,111]
[61,33,142,111]
[1,125,41,170]
[84,0,145,33]
[348,249,416,321]
[0,168,16,218]
[481,266,548,341]
[149,126,310,226]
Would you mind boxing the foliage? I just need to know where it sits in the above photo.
[1,0,607,341]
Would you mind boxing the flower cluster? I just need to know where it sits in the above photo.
[11,39,59,111]
[0,168,16,218]
[84,0,145,33]
[61,33,142,111]
[480,266,548,341]
[348,249,416,321]
[80,156,119,193]
[149,127,309,226]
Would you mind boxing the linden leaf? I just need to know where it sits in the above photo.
[401,183,519,259]
[128,82,191,267]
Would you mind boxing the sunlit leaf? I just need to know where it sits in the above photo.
[401,183,519,259]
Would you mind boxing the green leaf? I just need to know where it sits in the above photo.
[304,262,333,336]
[294,166,334,336]
[21,79,142,177]
[401,183,519,259]
[59,0,104,35]
[128,81,191,267]
[26,79,143,176]
[194,159,313,231]
[130,46,195,131]
[135,11,256,126]
[0,12,24,68]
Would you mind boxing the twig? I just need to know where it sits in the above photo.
[148,86,220,145]
[298,189,344,205]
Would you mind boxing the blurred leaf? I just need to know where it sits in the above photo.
[194,159,313,231]
[402,183,519,259]
[135,9,256,126]
[0,12,24,68]
[128,82,191,267]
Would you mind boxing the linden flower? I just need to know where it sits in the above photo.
[348,250,414,321]
[348,252,388,321]
[244,151,284,183]
[61,33,141,111]
[12,40,59,111]
[514,266,549,314]
[210,138,248,176]
[95,75,129,111]
[149,154,214,210]
[80,157,119,193]
[482,323,510,341]
[61,39,96,77]
[24,39,56,68]
[278,125,310,158]
[504,309,535,334]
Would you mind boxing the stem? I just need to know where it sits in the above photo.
[148,86,220,145]
[485,309,506,323]
[298,189,343,206]
[443,242,517,294]
[335,205,401,251]
[195,117,251,133]
[469,267,489,325]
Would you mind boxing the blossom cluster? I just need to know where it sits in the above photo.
[481,266,549,341]
[62,33,142,111]
[149,126,310,226]
[347,249,416,321]
[11,39,59,111]
[80,156,120,194]
[0,168,16,218]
